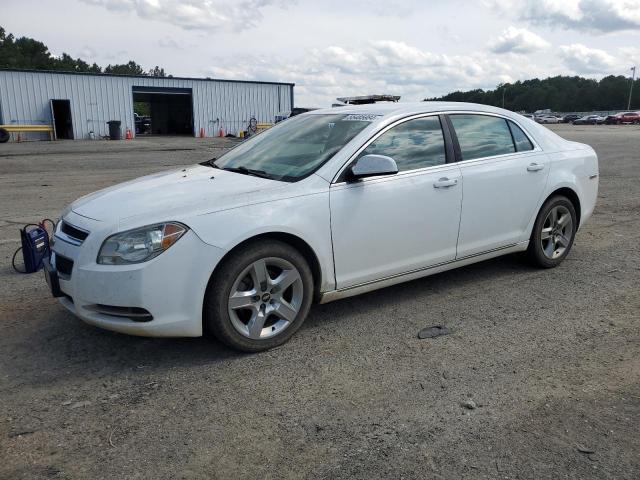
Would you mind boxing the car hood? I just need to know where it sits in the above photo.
[71,165,288,224]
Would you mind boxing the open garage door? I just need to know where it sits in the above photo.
[132,87,194,136]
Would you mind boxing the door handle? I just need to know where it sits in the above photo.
[433,177,458,188]
[527,163,545,172]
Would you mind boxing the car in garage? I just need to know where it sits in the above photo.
[45,103,599,352]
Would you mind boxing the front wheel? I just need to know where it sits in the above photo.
[204,240,314,352]
[527,196,577,268]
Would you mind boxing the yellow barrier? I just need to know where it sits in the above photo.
[0,124,55,141]
[256,123,273,132]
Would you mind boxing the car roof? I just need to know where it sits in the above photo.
[308,101,517,118]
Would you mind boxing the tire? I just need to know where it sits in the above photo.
[0,128,10,143]
[527,195,577,268]
[203,239,314,352]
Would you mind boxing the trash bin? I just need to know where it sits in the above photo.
[107,120,121,140]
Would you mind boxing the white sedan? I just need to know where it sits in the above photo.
[536,115,561,124]
[45,103,599,351]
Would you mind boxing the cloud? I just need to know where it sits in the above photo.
[81,0,294,32]
[77,46,98,59]
[202,40,533,106]
[486,0,640,33]
[158,36,181,49]
[559,43,617,73]
[489,26,550,54]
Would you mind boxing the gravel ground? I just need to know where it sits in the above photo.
[1,126,638,479]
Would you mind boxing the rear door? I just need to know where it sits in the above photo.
[330,115,463,289]
[447,114,550,258]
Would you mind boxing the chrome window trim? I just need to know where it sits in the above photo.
[448,113,542,165]
[331,110,542,185]
[330,162,460,191]
[331,112,447,185]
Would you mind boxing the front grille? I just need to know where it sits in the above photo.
[56,254,74,277]
[60,221,89,243]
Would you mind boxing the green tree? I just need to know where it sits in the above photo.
[148,66,166,77]
[0,26,169,78]
[104,61,145,75]
[0,26,53,70]
[426,75,640,112]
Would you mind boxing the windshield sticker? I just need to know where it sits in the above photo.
[343,114,382,122]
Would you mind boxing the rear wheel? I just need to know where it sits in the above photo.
[527,196,577,268]
[204,240,313,352]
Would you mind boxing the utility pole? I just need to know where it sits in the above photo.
[628,66,636,111]
[502,86,506,109]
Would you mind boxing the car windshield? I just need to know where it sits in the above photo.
[214,114,376,182]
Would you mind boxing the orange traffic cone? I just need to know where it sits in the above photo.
[199,127,205,138]
[125,128,133,140]
[218,128,225,137]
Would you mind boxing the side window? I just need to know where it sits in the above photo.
[449,114,515,160]
[357,116,446,172]
[508,121,534,152]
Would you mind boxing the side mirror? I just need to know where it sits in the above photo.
[347,154,398,181]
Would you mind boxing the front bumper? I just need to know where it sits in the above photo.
[49,212,226,337]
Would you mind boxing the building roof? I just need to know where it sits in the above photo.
[0,68,295,87]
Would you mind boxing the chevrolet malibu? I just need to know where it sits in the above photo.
[45,103,599,352]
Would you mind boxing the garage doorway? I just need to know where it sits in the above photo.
[50,99,74,139]
[132,87,194,136]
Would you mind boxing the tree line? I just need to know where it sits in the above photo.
[0,26,168,77]
[426,75,639,113]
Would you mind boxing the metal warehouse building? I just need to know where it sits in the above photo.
[0,69,294,140]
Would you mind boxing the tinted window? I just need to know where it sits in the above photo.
[449,114,515,160]
[357,116,446,171]
[508,121,534,152]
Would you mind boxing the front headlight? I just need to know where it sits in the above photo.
[97,222,188,265]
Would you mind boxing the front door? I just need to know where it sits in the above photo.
[330,115,463,289]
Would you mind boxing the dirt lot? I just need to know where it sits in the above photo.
[1,126,639,479]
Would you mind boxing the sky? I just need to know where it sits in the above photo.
[3,0,640,107]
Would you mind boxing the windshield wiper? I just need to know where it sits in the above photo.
[222,166,273,179]
[199,158,219,168]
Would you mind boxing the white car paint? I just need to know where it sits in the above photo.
[536,115,561,124]
[49,102,598,337]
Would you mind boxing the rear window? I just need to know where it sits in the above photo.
[508,121,534,152]
[449,114,516,160]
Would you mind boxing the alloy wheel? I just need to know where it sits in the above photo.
[227,257,304,339]
[540,205,573,260]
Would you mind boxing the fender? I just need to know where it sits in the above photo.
[522,146,598,240]
[186,188,335,293]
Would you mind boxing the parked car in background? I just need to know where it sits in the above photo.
[573,115,603,125]
[613,112,640,124]
[522,114,535,120]
[562,114,581,123]
[536,115,561,124]
[603,114,621,125]
[44,102,599,352]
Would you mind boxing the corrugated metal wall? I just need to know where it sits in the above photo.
[0,70,293,140]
